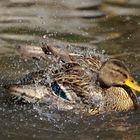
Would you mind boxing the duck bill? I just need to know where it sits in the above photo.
[125,78,140,92]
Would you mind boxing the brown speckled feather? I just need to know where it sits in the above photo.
[53,57,102,102]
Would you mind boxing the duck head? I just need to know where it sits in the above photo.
[98,59,140,92]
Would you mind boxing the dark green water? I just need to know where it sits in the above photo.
[0,0,140,139]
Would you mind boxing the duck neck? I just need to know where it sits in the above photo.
[122,85,139,110]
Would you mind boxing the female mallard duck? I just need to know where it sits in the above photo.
[4,45,140,114]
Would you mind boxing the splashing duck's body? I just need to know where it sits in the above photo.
[4,45,140,114]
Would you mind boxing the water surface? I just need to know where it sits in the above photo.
[0,0,140,140]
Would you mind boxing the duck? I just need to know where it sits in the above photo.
[3,44,140,115]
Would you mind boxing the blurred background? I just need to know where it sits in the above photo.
[0,0,140,140]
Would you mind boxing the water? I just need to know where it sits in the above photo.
[0,0,140,139]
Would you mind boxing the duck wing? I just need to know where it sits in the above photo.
[53,59,102,103]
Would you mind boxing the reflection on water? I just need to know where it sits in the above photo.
[0,0,140,139]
